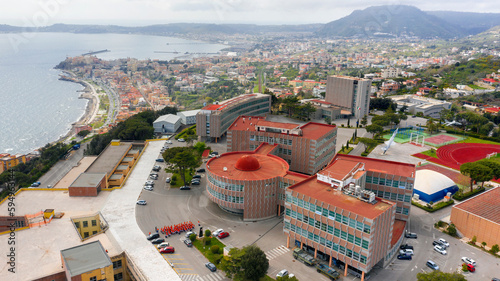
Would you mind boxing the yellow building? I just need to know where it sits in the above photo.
[71,212,108,240]
[61,241,114,281]
[0,153,27,171]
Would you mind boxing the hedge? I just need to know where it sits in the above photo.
[411,200,454,212]
[452,187,486,201]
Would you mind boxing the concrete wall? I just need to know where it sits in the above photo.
[32,271,67,281]
[451,207,500,247]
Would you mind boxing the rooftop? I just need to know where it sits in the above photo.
[61,241,112,277]
[331,154,416,178]
[289,175,394,220]
[69,173,106,188]
[454,186,500,225]
[154,114,181,123]
[201,93,268,112]
[207,150,289,181]
[391,220,407,247]
[86,142,132,176]
[228,116,336,141]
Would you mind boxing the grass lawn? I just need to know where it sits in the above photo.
[192,237,226,265]
[462,136,500,145]
[421,149,438,158]
[170,170,194,188]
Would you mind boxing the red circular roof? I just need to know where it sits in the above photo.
[235,155,261,171]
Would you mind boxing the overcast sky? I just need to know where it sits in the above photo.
[4,0,500,26]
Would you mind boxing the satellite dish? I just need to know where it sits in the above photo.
[223,167,227,171]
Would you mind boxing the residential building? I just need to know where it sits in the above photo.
[325,76,371,119]
[284,154,415,280]
[300,99,342,121]
[388,95,452,118]
[196,93,271,142]
[0,153,27,171]
[381,68,401,79]
[227,116,337,175]
[153,114,182,134]
[71,212,108,241]
[177,109,200,125]
[450,187,500,247]
[61,241,114,281]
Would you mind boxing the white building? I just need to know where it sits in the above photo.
[153,114,182,134]
[381,68,401,79]
[388,95,451,118]
[177,110,200,125]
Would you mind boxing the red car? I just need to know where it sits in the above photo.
[218,232,230,239]
[160,246,175,254]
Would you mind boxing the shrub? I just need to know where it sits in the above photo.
[203,236,211,246]
[482,241,487,248]
[447,224,457,237]
[471,236,477,244]
[461,263,469,272]
[189,233,197,242]
[490,244,499,254]
[205,229,212,237]
[210,245,220,254]
[436,221,446,228]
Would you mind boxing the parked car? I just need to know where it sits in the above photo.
[147,233,160,240]
[438,238,450,248]
[150,174,158,180]
[218,232,230,239]
[205,262,217,272]
[434,245,447,255]
[47,185,53,188]
[213,229,224,237]
[276,269,289,278]
[155,158,164,162]
[197,168,205,173]
[462,257,476,266]
[191,180,200,185]
[405,232,417,239]
[185,231,195,238]
[180,185,191,190]
[160,246,175,254]
[433,240,445,247]
[157,242,170,249]
[146,180,155,186]
[178,138,185,142]
[400,244,414,250]
[151,238,165,244]
[463,263,475,272]
[397,254,412,260]
[184,239,193,247]
[426,260,439,270]
[165,177,171,183]
[193,175,201,179]
[137,200,147,205]
[399,249,414,256]
[144,186,153,191]
[31,182,41,187]
[152,165,161,172]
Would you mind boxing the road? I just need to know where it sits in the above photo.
[37,143,88,188]
[95,79,120,126]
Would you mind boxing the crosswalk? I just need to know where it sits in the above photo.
[179,272,225,281]
[265,245,290,261]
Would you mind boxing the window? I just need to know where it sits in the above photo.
[113,260,122,269]
[90,277,97,281]
[334,228,340,237]
[327,225,334,234]
[74,222,80,228]
[114,272,123,281]
[92,231,98,235]
[92,220,97,226]
[355,237,361,246]
[347,234,354,243]
[83,221,88,228]
[360,255,367,264]
[340,231,347,240]
[362,239,369,249]
[84,232,89,238]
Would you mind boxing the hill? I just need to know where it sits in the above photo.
[427,11,500,35]
[317,5,466,38]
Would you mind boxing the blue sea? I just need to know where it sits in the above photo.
[0,32,226,154]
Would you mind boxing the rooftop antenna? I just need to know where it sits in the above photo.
[382,128,398,155]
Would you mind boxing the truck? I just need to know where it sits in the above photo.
[72,144,81,150]
[315,263,340,280]
[293,248,316,266]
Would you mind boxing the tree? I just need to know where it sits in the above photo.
[277,276,299,281]
[482,241,487,248]
[189,233,197,242]
[240,245,269,281]
[447,224,457,237]
[163,147,201,186]
[399,105,408,113]
[460,162,494,191]
[205,229,212,237]
[471,236,477,244]
[478,159,500,179]
[220,245,269,281]
[193,142,209,155]
[211,245,220,254]
[77,130,90,137]
[361,115,368,127]
[416,270,466,281]
[366,124,384,137]
[490,244,499,254]
[358,137,378,153]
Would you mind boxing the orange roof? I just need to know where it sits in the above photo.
[289,175,394,220]
[228,116,336,141]
[331,155,416,178]
[454,186,500,224]
[207,151,289,181]
[391,220,407,247]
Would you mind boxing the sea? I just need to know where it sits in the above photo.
[0,32,226,155]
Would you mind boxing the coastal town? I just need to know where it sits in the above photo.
[1,4,500,281]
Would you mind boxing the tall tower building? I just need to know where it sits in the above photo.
[325,75,371,119]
